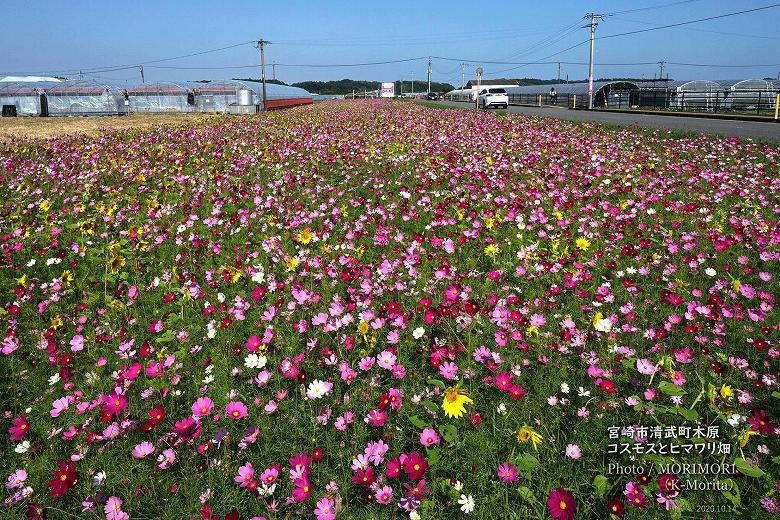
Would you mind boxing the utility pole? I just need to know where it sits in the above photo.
[460,63,466,90]
[272,64,276,81]
[139,65,145,84]
[557,62,561,84]
[583,13,604,109]
[411,72,414,96]
[658,60,666,82]
[256,39,271,111]
[427,56,432,94]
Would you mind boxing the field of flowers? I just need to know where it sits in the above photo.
[1,100,778,519]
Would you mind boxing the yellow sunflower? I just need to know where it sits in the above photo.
[442,387,473,419]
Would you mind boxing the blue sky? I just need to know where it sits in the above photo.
[2,0,778,87]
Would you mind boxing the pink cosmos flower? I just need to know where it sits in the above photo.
[636,358,657,375]
[192,397,214,418]
[314,496,336,520]
[497,462,518,483]
[565,444,581,459]
[260,466,279,486]
[291,478,311,503]
[234,462,255,487]
[131,442,155,459]
[246,335,262,352]
[105,496,129,520]
[375,485,393,504]
[157,448,176,469]
[148,320,164,333]
[69,335,84,352]
[529,313,546,328]
[226,401,248,420]
[419,428,440,447]
[365,409,387,427]
[6,469,27,489]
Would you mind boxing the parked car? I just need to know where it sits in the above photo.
[478,88,509,109]
[426,92,439,101]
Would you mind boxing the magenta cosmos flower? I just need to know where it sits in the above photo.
[497,461,519,483]
[547,488,576,520]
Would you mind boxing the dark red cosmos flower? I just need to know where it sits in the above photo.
[26,503,46,520]
[599,380,617,394]
[403,452,428,480]
[173,417,202,441]
[312,447,325,461]
[607,497,625,517]
[46,460,78,499]
[352,467,376,487]
[657,473,679,494]
[748,410,776,435]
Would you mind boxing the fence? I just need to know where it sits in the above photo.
[444,89,780,116]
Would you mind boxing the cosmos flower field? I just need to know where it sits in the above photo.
[1,100,779,519]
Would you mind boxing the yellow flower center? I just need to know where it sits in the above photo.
[560,501,567,510]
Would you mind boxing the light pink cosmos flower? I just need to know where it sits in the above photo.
[69,335,84,352]
[636,358,657,376]
[132,441,155,459]
[420,428,440,447]
[314,496,336,520]
[6,469,27,489]
[565,444,582,459]
[157,448,176,469]
[105,496,129,520]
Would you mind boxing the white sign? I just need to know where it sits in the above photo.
[380,82,395,98]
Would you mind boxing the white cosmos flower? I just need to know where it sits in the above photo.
[306,379,332,400]
[244,354,267,370]
[594,318,612,333]
[14,441,30,454]
[458,494,475,514]
[412,327,425,339]
[560,383,570,394]
[705,268,717,277]
[577,386,591,397]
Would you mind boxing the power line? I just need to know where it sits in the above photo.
[668,61,780,67]
[5,40,257,76]
[606,0,704,17]
[271,57,428,68]
[610,15,780,40]
[599,4,780,40]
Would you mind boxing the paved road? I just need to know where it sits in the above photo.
[427,100,780,143]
